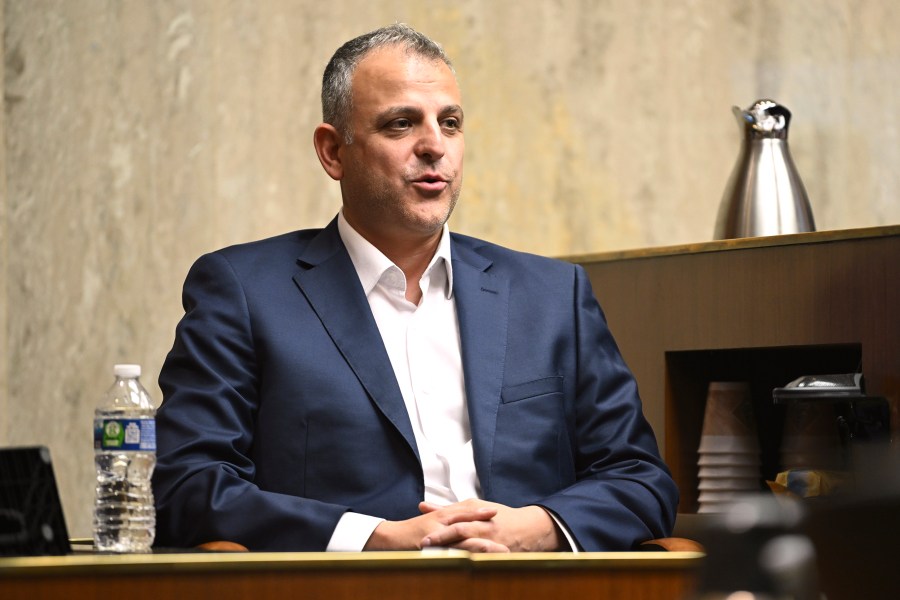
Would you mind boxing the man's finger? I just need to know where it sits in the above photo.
[421,520,493,548]
[418,501,441,514]
[418,501,497,524]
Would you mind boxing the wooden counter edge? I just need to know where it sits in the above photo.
[0,550,704,577]
[561,224,900,264]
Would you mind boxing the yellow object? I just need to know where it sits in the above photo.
[770,470,849,498]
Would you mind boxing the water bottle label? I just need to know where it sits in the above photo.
[94,419,156,451]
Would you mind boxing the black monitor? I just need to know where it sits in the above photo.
[0,446,72,556]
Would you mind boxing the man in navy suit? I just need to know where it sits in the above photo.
[153,24,678,552]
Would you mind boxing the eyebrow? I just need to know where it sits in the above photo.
[374,104,465,124]
[440,104,465,121]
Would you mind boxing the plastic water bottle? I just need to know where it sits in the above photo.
[93,364,157,552]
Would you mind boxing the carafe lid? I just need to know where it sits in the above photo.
[734,99,792,139]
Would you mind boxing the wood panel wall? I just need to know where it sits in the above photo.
[575,226,900,512]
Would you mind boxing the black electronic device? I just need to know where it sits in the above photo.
[0,446,72,556]
[773,373,890,449]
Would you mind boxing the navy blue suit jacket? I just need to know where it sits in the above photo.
[153,219,678,551]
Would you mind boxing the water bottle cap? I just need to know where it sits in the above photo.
[113,364,142,378]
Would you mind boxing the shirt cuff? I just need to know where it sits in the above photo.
[326,512,385,552]
[542,508,579,552]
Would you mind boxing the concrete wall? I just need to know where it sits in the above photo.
[2,0,899,537]
[0,3,7,496]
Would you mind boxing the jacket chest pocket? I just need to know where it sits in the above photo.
[490,376,573,503]
[500,376,564,404]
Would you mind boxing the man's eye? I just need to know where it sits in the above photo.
[389,119,412,130]
[443,118,461,130]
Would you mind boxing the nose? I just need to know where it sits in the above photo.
[414,122,446,162]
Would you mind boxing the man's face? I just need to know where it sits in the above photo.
[337,46,464,246]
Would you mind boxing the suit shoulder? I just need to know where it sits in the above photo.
[186,229,324,281]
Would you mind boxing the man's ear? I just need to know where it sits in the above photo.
[313,123,345,181]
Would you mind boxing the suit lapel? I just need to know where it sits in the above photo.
[292,221,420,461]
[452,239,509,499]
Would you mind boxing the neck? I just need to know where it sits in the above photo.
[384,234,441,304]
[344,216,444,304]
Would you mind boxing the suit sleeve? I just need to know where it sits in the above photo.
[152,251,348,550]
[536,264,679,551]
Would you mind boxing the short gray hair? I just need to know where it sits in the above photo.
[321,24,454,143]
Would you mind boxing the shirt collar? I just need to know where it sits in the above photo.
[337,211,454,299]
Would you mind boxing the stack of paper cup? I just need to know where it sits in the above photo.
[780,400,842,471]
[697,382,761,513]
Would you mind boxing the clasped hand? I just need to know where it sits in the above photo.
[363,499,562,553]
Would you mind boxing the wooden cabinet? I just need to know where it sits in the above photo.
[574,226,900,513]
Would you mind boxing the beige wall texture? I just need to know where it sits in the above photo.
[2,0,899,537]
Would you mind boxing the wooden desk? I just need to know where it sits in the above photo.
[0,550,702,600]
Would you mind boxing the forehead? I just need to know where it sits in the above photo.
[350,46,460,111]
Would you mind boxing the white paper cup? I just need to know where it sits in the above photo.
[698,490,746,503]
[701,382,756,437]
[698,435,760,453]
[699,465,761,479]
[698,502,734,514]
[698,477,760,491]
[698,452,761,467]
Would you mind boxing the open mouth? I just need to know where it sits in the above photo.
[415,173,446,184]
[411,174,449,193]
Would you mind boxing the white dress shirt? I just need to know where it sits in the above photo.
[326,213,575,552]
[326,212,480,551]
